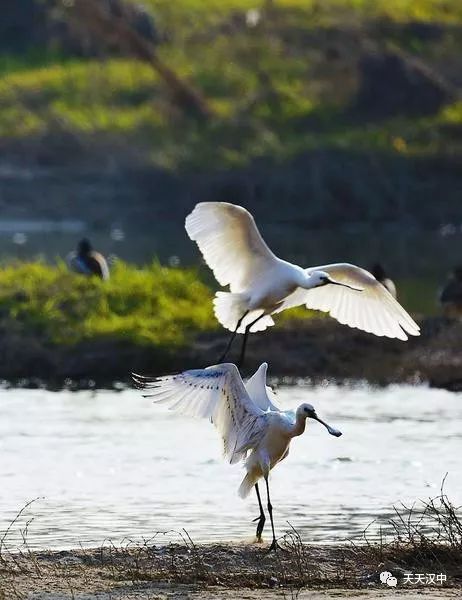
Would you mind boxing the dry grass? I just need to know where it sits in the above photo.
[1,487,461,599]
[352,476,462,581]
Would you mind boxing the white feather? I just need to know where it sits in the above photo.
[133,362,342,519]
[186,202,420,341]
[185,202,279,293]
[244,362,281,412]
[276,263,419,340]
[134,363,267,464]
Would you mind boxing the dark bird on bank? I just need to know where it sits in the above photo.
[67,238,110,280]
[370,263,397,299]
[439,266,462,318]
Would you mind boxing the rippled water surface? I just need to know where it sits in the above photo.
[1,385,461,549]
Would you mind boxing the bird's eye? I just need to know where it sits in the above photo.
[304,407,309,413]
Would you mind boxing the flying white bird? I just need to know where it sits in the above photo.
[185,202,420,365]
[133,362,341,551]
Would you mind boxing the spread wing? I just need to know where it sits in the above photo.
[185,202,279,293]
[275,263,420,341]
[133,363,268,464]
[245,363,281,413]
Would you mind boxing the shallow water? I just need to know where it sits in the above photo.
[1,384,461,550]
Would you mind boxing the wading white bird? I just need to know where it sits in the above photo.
[185,202,420,366]
[133,362,342,551]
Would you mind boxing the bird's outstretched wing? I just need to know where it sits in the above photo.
[275,263,420,341]
[185,202,278,293]
[245,363,281,413]
[133,363,268,464]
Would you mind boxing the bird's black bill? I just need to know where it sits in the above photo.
[313,415,342,437]
[328,278,363,292]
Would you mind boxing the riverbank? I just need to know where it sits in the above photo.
[2,315,461,391]
[0,261,460,390]
[1,541,461,599]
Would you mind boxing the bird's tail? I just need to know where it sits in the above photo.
[213,292,274,334]
[238,472,260,499]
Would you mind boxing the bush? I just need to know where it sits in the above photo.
[0,260,215,347]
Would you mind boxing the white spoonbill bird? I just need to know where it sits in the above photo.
[133,362,342,551]
[185,202,420,366]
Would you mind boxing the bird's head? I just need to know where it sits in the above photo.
[370,263,386,281]
[78,238,92,256]
[297,403,342,437]
[309,270,362,291]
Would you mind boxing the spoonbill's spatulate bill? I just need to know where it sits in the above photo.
[133,362,342,551]
[185,202,420,365]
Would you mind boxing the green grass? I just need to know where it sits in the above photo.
[0,261,322,348]
[0,262,431,352]
[396,277,440,317]
[0,59,161,138]
[0,0,461,169]
[140,0,462,25]
[0,53,460,168]
[0,261,215,347]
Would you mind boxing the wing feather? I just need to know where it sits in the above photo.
[133,363,267,463]
[275,263,420,340]
[244,362,281,412]
[185,202,278,292]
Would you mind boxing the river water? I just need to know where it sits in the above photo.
[1,384,461,550]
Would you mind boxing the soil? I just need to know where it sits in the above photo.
[1,543,460,600]
[2,316,461,391]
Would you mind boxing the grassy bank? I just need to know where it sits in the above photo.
[2,0,462,284]
[0,260,329,348]
[0,261,431,350]
[1,262,461,390]
[0,261,215,347]
[3,54,461,169]
[1,0,462,171]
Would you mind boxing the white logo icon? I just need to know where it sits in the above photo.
[380,571,398,587]
[380,571,392,584]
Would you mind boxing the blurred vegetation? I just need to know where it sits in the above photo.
[395,277,440,317]
[0,261,431,352]
[0,260,323,348]
[0,261,215,346]
[138,0,462,23]
[0,0,461,170]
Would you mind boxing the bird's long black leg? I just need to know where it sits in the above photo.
[265,476,279,552]
[253,483,266,542]
[237,313,266,369]
[217,311,249,364]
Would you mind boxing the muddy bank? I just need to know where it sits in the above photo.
[1,542,460,599]
[0,316,461,391]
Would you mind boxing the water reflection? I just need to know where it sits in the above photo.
[0,385,461,549]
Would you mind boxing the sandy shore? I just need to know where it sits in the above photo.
[1,543,460,600]
[18,587,462,599]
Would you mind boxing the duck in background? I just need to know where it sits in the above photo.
[439,266,462,319]
[370,263,397,299]
[67,238,110,280]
